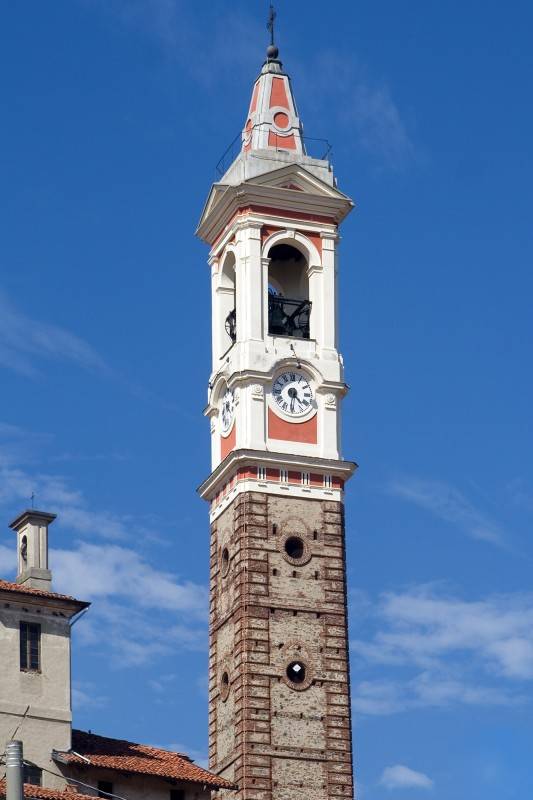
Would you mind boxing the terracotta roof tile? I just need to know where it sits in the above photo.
[0,579,89,608]
[0,779,88,800]
[55,730,234,791]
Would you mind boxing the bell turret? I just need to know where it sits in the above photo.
[9,509,55,590]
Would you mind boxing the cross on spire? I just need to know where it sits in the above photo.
[266,4,279,61]
[267,4,276,47]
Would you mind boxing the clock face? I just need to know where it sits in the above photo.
[220,388,235,434]
[272,372,313,417]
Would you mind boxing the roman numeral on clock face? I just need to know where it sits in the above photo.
[271,372,313,417]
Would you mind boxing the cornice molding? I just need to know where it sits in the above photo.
[198,448,357,500]
[197,166,354,245]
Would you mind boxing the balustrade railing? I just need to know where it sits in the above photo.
[224,296,311,343]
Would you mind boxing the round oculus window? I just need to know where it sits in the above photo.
[284,536,304,560]
[286,661,306,684]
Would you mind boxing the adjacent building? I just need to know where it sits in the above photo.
[0,510,234,800]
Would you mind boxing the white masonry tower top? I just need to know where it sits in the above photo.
[197,11,355,520]
[215,24,336,190]
[9,508,55,590]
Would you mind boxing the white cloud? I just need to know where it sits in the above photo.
[351,587,533,716]
[380,764,433,791]
[304,51,415,170]
[0,462,132,540]
[148,673,176,693]
[352,680,408,716]
[85,0,261,87]
[0,425,207,669]
[0,426,139,540]
[72,681,108,710]
[79,602,206,668]
[0,423,53,467]
[55,543,207,668]
[351,674,518,717]
[388,476,504,545]
[53,542,207,613]
[85,2,415,170]
[353,588,533,680]
[0,289,108,378]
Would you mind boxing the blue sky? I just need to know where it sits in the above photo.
[1,1,532,797]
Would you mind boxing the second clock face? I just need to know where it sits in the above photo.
[220,388,235,433]
[272,372,313,417]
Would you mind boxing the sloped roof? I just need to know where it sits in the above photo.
[54,730,234,790]
[0,579,89,609]
[0,779,88,800]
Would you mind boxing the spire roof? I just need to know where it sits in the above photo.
[241,31,304,157]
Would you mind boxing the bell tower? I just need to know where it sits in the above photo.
[198,29,356,800]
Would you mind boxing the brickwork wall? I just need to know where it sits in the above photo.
[209,491,354,800]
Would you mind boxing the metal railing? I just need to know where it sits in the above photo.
[216,123,332,178]
[224,296,311,343]
[268,295,311,339]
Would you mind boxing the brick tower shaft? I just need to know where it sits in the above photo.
[208,492,353,799]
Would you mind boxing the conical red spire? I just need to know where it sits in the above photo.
[241,49,304,156]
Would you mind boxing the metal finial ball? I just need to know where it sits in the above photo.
[267,44,279,60]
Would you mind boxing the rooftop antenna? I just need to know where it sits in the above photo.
[266,4,279,60]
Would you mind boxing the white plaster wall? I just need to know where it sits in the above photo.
[0,603,72,789]
[222,151,334,187]
[208,222,346,470]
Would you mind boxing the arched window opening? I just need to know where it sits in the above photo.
[268,243,311,339]
[219,252,236,352]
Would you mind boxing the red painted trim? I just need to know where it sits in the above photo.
[246,205,335,225]
[268,130,296,150]
[268,408,318,444]
[220,424,236,461]
[270,76,289,109]
[249,81,259,114]
[211,207,335,251]
[273,112,289,128]
[261,224,323,256]
[209,466,345,508]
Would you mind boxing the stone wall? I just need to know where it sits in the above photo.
[209,491,354,799]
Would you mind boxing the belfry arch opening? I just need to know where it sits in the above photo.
[219,251,236,353]
[267,243,311,339]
